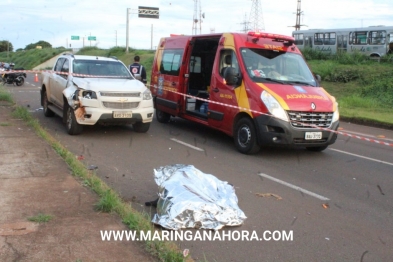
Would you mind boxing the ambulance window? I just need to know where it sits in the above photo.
[219,50,238,76]
[160,49,183,76]
[190,56,201,73]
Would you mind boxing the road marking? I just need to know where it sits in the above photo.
[257,173,330,201]
[340,129,393,142]
[329,148,393,166]
[170,138,205,151]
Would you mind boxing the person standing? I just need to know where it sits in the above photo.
[129,55,147,85]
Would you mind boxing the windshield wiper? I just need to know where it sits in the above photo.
[261,77,286,84]
[286,81,315,86]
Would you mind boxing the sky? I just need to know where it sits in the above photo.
[1,0,393,51]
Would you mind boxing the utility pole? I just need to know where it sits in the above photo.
[289,0,306,31]
[151,24,153,50]
[126,8,130,52]
[192,0,204,35]
[249,0,265,32]
[239,13,251,33]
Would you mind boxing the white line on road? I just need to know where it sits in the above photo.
[170,138,205,151]
[329,148,393,166]
[339,129,393,142]
[258,173,330,201]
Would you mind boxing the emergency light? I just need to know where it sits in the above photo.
[247,31,295,45]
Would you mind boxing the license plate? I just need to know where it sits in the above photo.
[305,132,322,140]
[113,111,132,118]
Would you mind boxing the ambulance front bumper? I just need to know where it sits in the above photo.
[254,114,339,147]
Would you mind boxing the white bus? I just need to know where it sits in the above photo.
[292,25,393,57]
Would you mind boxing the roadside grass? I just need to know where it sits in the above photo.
[0,48,68,69]
[0,88,13,103]
[28,213,53,223]
[0,88,188,262]
[307,56,393,128]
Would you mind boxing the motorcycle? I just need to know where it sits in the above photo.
[1,64,26,86]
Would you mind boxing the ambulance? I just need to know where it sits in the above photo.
[150,32,339,154]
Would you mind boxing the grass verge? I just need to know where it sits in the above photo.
[0,86,190,262]
[28,213,53,223]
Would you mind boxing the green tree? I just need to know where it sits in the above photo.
[25,40,52,50]
[0,40,13,52]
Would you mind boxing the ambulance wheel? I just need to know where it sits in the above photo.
[156,108,171,123]
[234,118,260,154]
[306,146,327,152]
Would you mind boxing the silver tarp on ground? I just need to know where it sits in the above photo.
[151,164,247,230]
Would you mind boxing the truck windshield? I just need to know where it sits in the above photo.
[240,48,317,86]
[72,60,132,78]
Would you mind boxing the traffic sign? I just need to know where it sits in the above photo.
[71,36,80,40]
[88,36,96,41]
[138,6,159,19]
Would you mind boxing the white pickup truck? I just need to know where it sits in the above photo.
[40,53,154,135]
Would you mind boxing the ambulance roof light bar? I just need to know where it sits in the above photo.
[247,31,295,45]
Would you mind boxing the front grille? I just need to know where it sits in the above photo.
[102,102,140,109]
[100,92,140,97]
[287,111,333,128]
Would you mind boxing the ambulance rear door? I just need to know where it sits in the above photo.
[153,37,189,117]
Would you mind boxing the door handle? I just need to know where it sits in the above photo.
[171,82,176,86]
[212,87,219,93]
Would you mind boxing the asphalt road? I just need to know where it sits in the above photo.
[5,73,393,262]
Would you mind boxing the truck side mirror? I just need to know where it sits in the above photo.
[314,74,321,86]
[224,67,242,87]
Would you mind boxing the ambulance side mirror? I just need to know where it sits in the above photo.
[224,67,242,87]
[314,74,321,86]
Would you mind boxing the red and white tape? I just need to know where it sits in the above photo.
[1,69,123,78]
[3,69,391,148]
[150,84,393,148]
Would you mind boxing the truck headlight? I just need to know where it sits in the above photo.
[82,90,97,99]
[261,90,289,122]
[143,89,152,100]
[332,102,339,123]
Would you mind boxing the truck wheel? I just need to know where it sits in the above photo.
[42,90,55,117]
[65,106,83,135]
[133,122,150,133]
[306,146,328,152]
[234,117,260,154]
[156,108,171,123]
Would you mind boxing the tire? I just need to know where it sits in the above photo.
[234,117,260,154]
[306,146,328,152]
[156,108,171,123]
[133,122,150,133]
[42,90,55,117]
[15,77,24,86]
[65,105,83,135]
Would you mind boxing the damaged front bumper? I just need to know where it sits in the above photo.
[63,84,154,125]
